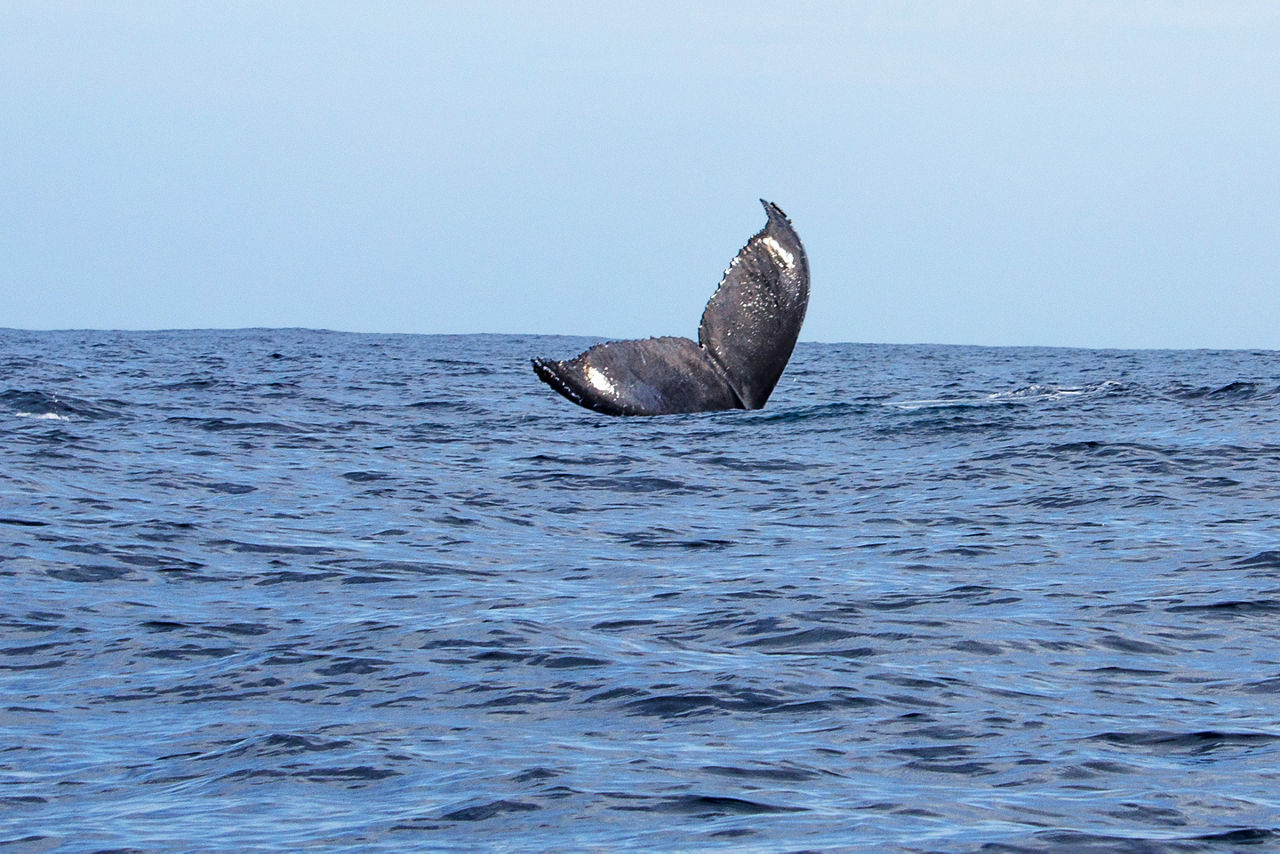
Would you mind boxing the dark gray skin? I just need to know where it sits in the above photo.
[532,200,809,416]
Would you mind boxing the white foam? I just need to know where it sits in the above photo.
[886,381,1119,412]
[15,411,70,421]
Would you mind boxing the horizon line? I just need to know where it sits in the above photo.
[1,326,1275,354]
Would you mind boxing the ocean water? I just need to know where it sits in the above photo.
[2,328,1278,851]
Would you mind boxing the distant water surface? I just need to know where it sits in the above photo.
[2,329,1278,851]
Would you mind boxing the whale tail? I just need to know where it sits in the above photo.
[532,200,809,416]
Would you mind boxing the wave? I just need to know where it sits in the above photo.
[1168,380,1279,401]
[886,380,1126,413]
[1,389,123,421]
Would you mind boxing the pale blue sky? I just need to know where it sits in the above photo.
[3,2,1278,348]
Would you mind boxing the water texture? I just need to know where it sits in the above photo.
[1,329,1278,851]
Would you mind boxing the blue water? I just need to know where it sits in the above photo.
[2,328,1279,851]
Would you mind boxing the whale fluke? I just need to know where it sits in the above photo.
[532,200,809,416]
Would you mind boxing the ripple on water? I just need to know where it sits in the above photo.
[2,331,1280,849]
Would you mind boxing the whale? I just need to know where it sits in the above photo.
[532,200,809,416]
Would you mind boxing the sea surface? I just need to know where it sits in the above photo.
[2,328,1279,851]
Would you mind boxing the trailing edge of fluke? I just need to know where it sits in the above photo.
[531,200,809,416]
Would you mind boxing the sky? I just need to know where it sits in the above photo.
[3,2,1279,349]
